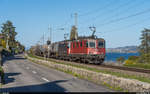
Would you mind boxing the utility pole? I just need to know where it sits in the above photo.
[74,13,78,28]
[47,25,52,59]
[6,27,11,51]
[43,32,46,60]
[43,32,45,46]
[48,25,52,42]
[50,27,52,42]
[6,34,9,50]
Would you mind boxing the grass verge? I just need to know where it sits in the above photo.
[124,63,150,70]
[0,83,2,88]
[26,54,150,84]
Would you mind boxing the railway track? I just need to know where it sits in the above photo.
[45,57,150,74]
[100,64,150,74]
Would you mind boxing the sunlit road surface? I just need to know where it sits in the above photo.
[0,54,114,92]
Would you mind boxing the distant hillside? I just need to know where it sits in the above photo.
[106,46,138,53]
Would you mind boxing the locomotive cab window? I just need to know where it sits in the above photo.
[86,41,88,47]
[73,42,75,48]
[89,42,95,48]
[80,41,82,47]
[76,42,79,48]
[67,42,70,48]
[98,41,104,48]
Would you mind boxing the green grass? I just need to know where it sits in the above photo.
[27,53,150,84]
[0,66,4,88]
[0,83,2,88]
[0,66,3,72]
[124,63,150,70]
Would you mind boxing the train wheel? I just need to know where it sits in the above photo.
[94,60,100,65]
[87,60,93,64]
[81,59,86,64]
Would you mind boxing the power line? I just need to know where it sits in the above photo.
[77,0,135,35]
[97,16,150,34]
[78,0,114,17]
[96,8,150,29]
[79,0,133,26]
[94,0,146,25]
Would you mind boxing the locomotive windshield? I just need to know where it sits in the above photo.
[98,41,104,48]
[89,42,95,48]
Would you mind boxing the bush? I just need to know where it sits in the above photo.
[138,53,150,63]
[124,60,135,65]
[128,56,139,61]
[116,56,125,63]
[124,61,150,69]
[0,66,4,76]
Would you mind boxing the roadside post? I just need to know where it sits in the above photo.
[0,47,5,84]
[0,47,3,67]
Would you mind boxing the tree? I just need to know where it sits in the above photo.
[1,20,17,52]
[128,56,139,61]
[0,20,24,54]
[138,28,150,63]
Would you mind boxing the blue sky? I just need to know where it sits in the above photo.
[0,0,150,48]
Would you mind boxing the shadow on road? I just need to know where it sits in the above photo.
[2,54,26,65]
[0,80,68,92]
[4,72,21,84]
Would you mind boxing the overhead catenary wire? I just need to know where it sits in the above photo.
[79,0,134,26]
[96,8,150,30]
[78,0,114,17]
[92,0,146,25]
[51,0,119,35]
[97,15,150,34]
[77,0,136,34]
[105,0,147,19]
[52,0,128,34]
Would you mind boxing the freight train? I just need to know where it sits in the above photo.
[35,26,105,64]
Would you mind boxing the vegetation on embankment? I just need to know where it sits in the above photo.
[27,53,150,84]
[0,66,4,75]
[116,55,150,70]
[124,59,150,70]
[116,28,150,70]
[120,55,150,70]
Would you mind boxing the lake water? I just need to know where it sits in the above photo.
[105,53,139,62]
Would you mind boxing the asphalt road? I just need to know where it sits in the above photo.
[0,54,114,92]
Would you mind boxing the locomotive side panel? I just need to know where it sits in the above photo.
[70,40,88,54]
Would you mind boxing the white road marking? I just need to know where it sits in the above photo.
[42,77,49,82]
[65,90,69,92]
[32,71,37,74]
[26,67,29,69]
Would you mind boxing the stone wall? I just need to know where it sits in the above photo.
[26,54,150,92]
